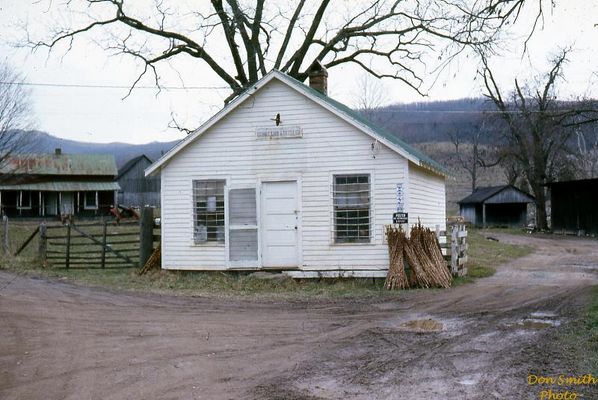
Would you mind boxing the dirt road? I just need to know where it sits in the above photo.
[1,233,597,400]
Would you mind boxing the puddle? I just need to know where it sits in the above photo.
[400,319,444,332]
[516,319,559,330]
[507,312,561,330]
[530,311,558,319]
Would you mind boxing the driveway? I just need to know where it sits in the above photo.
[1,233,597,399]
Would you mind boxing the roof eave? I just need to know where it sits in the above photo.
[145,72,280,177]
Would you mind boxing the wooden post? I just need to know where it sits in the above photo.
[39,222,47,266]
[139,207,154,268]
[65,223,71,269]
[2,215,8,255]
[100,219,107,269]
[450,223,458,275]
[482,203,487,229]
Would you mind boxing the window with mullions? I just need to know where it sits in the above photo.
[333,174,371,243]
[193,180,225,243]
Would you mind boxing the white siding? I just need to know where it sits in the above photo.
[160,79,445,271]
[407,162,446,231]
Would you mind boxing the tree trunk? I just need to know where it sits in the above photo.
[532,183,548,230]
[470,142,478,191]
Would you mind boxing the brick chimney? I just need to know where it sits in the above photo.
[308,60,328,95]
[55,148,62,156]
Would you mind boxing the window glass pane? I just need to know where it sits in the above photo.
[193,180,225,243]
[229,188,257,225]
[333,175,370,243]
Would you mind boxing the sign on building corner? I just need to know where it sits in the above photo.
[394,183,408,224]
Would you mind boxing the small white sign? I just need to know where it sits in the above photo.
[396,183,404,213]
[256,125,302,138]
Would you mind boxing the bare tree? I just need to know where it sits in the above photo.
[446,119,503,191]
[572,125,598,179]
[0,63,33,171]
[353,73,389,121]
[26,0,549,102]
[481,49,598,230]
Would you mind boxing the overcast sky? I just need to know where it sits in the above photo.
[0,1,596,144]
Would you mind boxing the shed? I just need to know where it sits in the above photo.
[546,178,598,235]
[117,154,160,207]
[146,67,448,277]
[458,185,534,227]
[0,148,119,218]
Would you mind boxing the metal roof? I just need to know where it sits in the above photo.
[544,177,598,186]
[458,185,535,204]
[0,181,120,191]
[0,154,118,176]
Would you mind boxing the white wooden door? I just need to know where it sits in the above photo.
[261,181,298,267]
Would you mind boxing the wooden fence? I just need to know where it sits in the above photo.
[4,207,159,269]
[436,222,468,276]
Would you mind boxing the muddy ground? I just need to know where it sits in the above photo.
[1,233,597,400]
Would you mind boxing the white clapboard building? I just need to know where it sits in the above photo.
[146,63,448,277]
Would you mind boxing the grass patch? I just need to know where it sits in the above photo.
[3,261,399,299]
[553,286,598,376]
[453,228,534,285]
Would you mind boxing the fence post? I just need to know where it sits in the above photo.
[100,219,107,269]
[2,215,8,255]
[139,207,154,268]
[450,223,458,275]
[39,222,47,266]
[65,223,71,269]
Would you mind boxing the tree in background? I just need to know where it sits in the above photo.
[28,0,549,102]
[445,118,503,191]
[571,123,598,179]
[481,49,598,230]
[0,63,32,171]
[353,73,389,123]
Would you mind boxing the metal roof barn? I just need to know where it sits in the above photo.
[458,185,535,228]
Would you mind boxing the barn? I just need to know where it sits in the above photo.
[547,178,598,236]
[458,185,535,228]
[146,65,448,277]
[117,154,160,207]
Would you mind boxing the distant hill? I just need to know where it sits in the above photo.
[364,97,492,144]
[20,131,179,167]
[16,98,492,165]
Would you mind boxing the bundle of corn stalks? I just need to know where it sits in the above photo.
[138,245,161,275]
[410,223,452,288]
[384,226,409,290]
[385,223,452,290]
